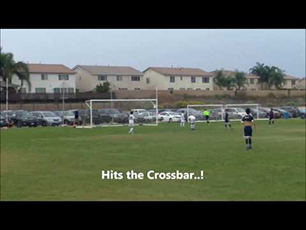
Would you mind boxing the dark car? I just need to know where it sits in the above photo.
[280,106,300,118]
[259,107,282,119]
[273,108,293,119]
[78,109,112,125]
[0,115,9,127]
[250,108,268,119]
[12,111,39,127]
[297,107,306,119]
[98,109,128,124]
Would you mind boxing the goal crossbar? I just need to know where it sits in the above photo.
[85,98,158,128]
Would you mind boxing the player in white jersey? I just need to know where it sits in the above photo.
[188,115,196,130]
[180,112,186,127]
[128,111,135,134]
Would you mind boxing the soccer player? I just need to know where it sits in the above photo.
[242,108,255,150]
[73,110,79,127]
[224,110,232,129]
[128,111,135,134]
[268,108,275,127]
[180,112,186,127]
[203,109,210,124]
[188,115,196,130]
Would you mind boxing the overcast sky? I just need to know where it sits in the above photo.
[1,29,305,77]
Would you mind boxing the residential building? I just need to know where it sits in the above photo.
[143,67,214,91]
[73,65,145,92]
[10,63,76,93]
[296,77,305,90]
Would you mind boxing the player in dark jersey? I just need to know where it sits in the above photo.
[224,110,232,129]
[268,108,274,127]
[242,108,256,150]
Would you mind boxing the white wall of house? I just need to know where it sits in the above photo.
[11,73,76,93]
[74,66,94,92]
[144,69,214,91]
[92,74,145,91]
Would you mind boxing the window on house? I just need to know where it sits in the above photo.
[53,88,60,93]
[196,88,201,91]
[180,76,183,81]
[292,80,296,86]
[170,76,175,83]
[118,88,128,90]
[98,75,107,81]
[117,76,122,81]
[35,88,46,93]
[131,76,140,81]
[191,77,196,83]
[134,88,141,91]
[59,75,69,80]
[41,74,48,80]
[206,88,210,91]
[179,88,185,90]
[146,78,150,84]
[60,88,68,93]
[187,88,193,90]
[283,80,287,85]
[202,77,209,83]
[250,79,255,84]
[168,88,174,91]
[20,88,27,93]
[79,76,81,81]
[68,88,74,93]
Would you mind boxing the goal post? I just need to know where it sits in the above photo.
[225,104,262,120]
[187,104,224,122]
[85,98,159,128]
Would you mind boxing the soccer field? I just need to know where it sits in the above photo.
[1,119,305,201]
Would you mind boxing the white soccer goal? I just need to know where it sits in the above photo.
[187,104,224,122]
[84,98,159,128]
[225,104,263,120]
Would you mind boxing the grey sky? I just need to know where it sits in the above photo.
[1,29,305,77]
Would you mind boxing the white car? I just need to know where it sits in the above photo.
[225,108,247,118]
[131,109,148,115]
[158,112,181,122]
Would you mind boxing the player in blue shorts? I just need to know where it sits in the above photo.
[224,110,232,129]
[241,108,256,150]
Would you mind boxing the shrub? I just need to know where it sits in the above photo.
[267,92,276,98]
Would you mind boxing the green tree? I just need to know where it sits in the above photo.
[0,48,31,91]
[233,70,248,91]
[265,66,285,89]
[213,70,226,90]
[249,62,269,90]
[95,82,110,92]
[223,76,236,90]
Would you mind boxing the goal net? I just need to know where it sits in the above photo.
[83,99,159,127]
[186,104,224,122]
[225,104,264,120]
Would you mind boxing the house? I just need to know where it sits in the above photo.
[73,65,145,92]
[281,75,300,89]
[10,63,76,93]
[143,67,214,91]
[296,77,306,90]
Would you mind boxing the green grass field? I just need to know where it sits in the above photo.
[1,119,305,201]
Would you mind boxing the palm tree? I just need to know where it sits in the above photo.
[213,70,226,90]
[266,66,285,89]
[0,48,31,92]
[223,76,236,90]
[233,70,248,91]
[249,62,268,90]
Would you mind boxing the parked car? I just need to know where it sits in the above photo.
[134,111,156,123]
[158,111,181,122]
[0,115,10,127]
[78,109,112,125]
[297,107,306,119]
[54,110,75,125]
[11,110,39,127]
[131,109,148,115]
[280,106,300,118]
[31,111,62,126]
[259,107,282,119]
[99,109,129,124]
[176,108,203,120]
[273,108,293,118]
[249,108,268,118]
